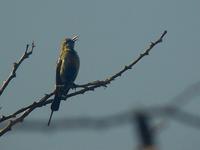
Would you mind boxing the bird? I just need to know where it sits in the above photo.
[48,35,80,126]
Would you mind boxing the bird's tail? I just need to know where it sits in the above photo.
[47,91,62,126]
[47,89,69,126]
[47,110,54,126]
[51,92,62,111]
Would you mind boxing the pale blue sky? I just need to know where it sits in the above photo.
[0,0,200,150]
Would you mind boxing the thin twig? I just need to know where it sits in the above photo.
[0,42,35,96]
[0,92,54,123]
[0,92,53,136]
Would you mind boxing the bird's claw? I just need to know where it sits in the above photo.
[71,83,77,91]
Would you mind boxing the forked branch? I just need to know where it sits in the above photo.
[0,42,35,96]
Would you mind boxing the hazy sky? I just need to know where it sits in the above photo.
[0,0,200,150]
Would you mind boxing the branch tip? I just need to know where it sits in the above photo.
[25,44,29,53]
[32,41,35,48]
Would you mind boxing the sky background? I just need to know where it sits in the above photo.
[0,0,200,149]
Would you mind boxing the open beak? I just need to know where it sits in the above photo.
[72,35,79,42]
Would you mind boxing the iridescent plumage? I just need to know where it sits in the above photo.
[48,36,80,126]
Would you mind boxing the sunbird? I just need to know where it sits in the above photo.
[48,36,80,126]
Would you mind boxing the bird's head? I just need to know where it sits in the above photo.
[63,35,78,50]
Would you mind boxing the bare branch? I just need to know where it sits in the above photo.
[0,92,54,123]
[0,92,54,136]
[49,30,167,101]
[70,30,167,91]
[0,42,35,96]
[0,31,167,136]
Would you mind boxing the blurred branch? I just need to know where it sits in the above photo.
[3,106,199,135]
[169,81,200,108]
[160,106,200,129]
[0,42,35,96]
[0,31,167,136]
[6,106,200,133]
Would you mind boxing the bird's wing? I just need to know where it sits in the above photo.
[60,53,80,84]
[56,59,62,86]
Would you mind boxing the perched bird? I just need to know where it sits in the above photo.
[48,36,80,126]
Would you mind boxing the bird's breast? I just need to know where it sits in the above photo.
[60,51,80,83]
[64,52,79,69]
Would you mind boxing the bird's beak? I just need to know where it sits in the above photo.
[72,35,79,42]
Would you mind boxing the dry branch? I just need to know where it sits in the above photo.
[0,42,35,96]
[0,31,167,136]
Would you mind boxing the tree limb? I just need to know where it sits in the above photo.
[0,42,35,96]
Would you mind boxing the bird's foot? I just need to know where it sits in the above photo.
[71,83,77,91]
